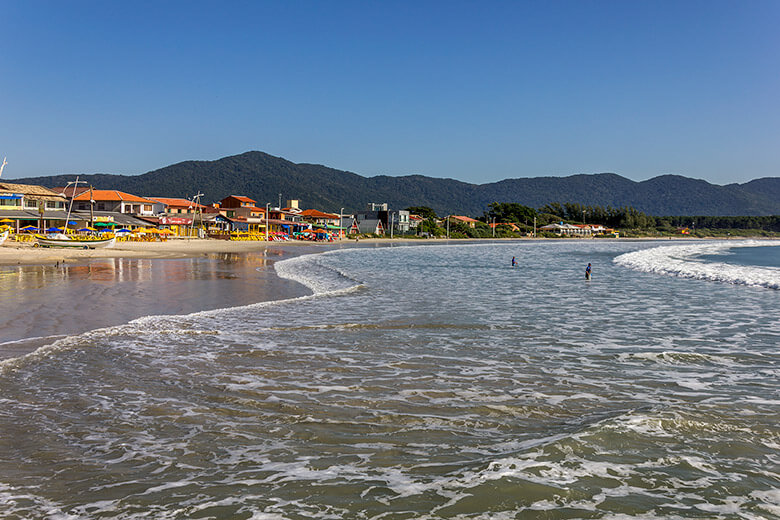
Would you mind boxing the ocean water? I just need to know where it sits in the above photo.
[0,240,778,519]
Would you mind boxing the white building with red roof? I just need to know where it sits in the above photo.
[72,189,157,216]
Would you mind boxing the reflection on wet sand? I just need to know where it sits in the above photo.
[0,250,310,359]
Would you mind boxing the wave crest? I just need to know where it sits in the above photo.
[274,251,361,295]
[613,241,780,289]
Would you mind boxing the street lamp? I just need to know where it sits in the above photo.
[446,215,450,240]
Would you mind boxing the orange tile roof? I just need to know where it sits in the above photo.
[226,195,256,203]
[300,209,339,218]
[148,197,208,209]
[73,190,156,204]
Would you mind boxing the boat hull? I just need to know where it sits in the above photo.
[35,236,116,249]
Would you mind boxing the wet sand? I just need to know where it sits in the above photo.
[0,242,330,360]
[0,238,327,266]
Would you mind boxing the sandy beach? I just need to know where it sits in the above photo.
[0,238,330,266]
[0,236,455,266]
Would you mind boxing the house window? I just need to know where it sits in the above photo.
[25,199,38,208]
[143,205,152,212]
[77,203,89,210]
[46,201,57,209]
[97,203,106,211]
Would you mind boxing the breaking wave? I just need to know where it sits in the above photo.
[274,250,362,295]
[613,240,780,289]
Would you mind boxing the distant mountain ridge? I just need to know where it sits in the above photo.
[11,151,780,216]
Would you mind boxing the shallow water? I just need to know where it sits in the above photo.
[0,240,777,519]
[0,249,311,358]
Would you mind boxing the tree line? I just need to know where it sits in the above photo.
[405,203,780,237]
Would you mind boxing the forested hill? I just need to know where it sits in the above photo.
[12,151,780,217]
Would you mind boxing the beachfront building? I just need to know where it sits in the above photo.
[218,196,264,217]
[409,214,427,231]
[139,197,220,237]
[355,204,410,235]
[540,223,593,236]
[71,190,157,216]
[448,215,479,229]
[299,209,344,237]
[149,197,209,215]
[0,182,69,232]
[216,195,270,234]
[70,210,152,231]
[299,209,340,227]
[354,217,385,235]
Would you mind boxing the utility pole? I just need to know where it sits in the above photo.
[446,215,450,240]
[265,202,270,241]
[89,185,94,226]
[534,216,537,238]
[492,217,495,238]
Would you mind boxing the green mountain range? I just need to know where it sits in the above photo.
[12,151,780,217]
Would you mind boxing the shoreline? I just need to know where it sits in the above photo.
[0,235,754,267]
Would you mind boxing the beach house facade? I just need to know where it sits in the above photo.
[0,182,69,231]
[355,203,410,235]
[71,190,157,216]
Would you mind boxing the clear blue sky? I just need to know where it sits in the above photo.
[2,0,778,184]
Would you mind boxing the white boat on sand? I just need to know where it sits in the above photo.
[35,234,116,249]
[0,229,8,245]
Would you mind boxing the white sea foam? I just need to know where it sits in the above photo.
[613,240,780,289]
[273,250,361,295]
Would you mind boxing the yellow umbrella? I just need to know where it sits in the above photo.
[159,229,174,235]
[0,218,14,223]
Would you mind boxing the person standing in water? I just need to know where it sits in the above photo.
[512,256,516,267]
[585,263,592,280]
